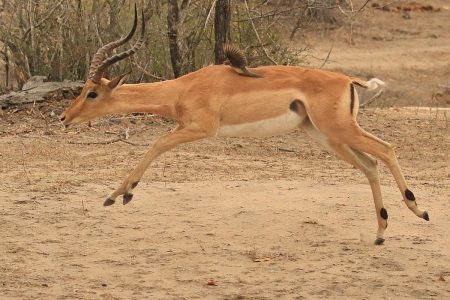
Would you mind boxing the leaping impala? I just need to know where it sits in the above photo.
[60,5,429,245]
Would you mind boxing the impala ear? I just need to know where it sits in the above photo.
[108,72,131,89]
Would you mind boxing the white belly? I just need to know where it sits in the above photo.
[217,110,303,137]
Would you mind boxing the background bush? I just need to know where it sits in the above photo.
[0,0,344,89]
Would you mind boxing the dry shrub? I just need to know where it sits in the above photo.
[0,0,347,89]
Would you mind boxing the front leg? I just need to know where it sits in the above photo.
[104,126,212,206]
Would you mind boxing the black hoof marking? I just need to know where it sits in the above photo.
[380,208,388,220]
[374,238,385,245]
[405,189,415,201]
[422,211,429,221]
[131,181,139,189]
[104,198,115,206]
[123,193,134,205]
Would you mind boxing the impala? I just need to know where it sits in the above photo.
[60,6,429,245]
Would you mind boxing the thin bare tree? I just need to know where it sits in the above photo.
[214,0,231,64]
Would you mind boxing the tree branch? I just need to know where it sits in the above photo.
[23,0,64,38]
[243,0,277,65]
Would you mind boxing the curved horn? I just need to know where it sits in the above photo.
[91,9,146,84]
[88,3,138,80]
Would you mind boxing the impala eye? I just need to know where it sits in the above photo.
[87,91,98,99]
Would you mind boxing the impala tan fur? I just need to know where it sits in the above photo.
[60,6,429,245]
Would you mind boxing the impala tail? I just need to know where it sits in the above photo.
[351,77,386,90]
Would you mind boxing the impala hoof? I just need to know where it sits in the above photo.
[422,211,429,221]
[374,238,385,245]
[104,198,115,206]
[123,193,134,205]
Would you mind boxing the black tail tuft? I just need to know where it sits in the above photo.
[223,44,262,78]
[224,44,247,69]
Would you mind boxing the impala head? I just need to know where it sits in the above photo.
[60,4,145,126]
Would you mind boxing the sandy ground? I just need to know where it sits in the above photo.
[302,0,450,108]
[1,1,450,299]
[0,106,449,299]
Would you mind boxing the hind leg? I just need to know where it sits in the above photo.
[330,143,388,244]
[346,126,429,221]
[302,120,388,244]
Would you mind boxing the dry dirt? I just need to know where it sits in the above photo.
[303,0,450,108]
[1,1,450,299]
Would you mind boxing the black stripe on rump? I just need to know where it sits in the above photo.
[350,83,355,115]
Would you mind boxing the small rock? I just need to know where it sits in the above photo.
[207,279,217,286]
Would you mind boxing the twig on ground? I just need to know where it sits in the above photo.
[20,143,32,184]
[68,138,122,145]
[376,1,396,10]
[33,108,50,131]
[278,147,298,153]
[81,199,88,215]
[119,139,149,147]
[19,134,56,141]
[69,137,149,147]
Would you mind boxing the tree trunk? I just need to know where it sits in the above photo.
[6,42,30,89]
[3,48,9,88]
[106,0,121,40]
[27,0,35,74]
[214,0,231,64]
[167,0,181,78]
[58,14,64,81]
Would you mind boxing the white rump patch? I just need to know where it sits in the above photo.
[217,110,304,137]
[366,78,386,90]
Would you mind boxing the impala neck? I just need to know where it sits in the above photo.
[112,80,179,120]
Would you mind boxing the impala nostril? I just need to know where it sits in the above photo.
[60,116,66,121]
